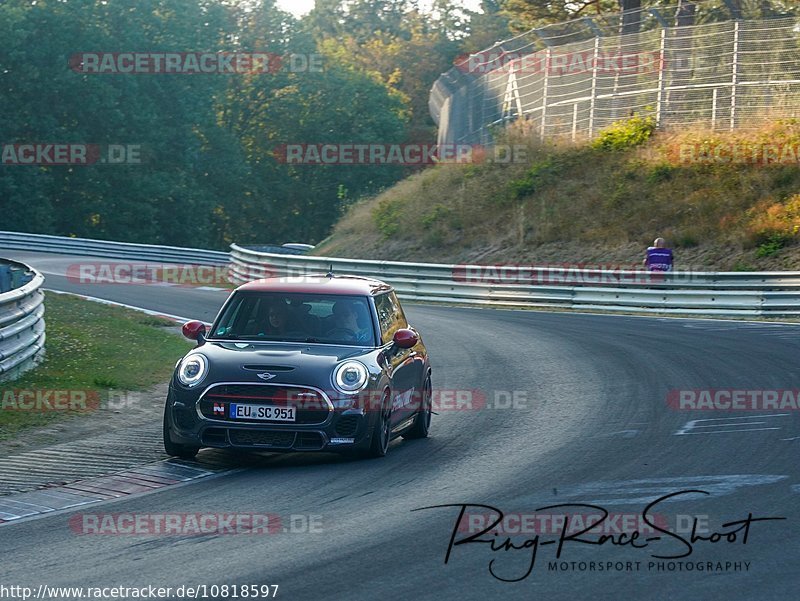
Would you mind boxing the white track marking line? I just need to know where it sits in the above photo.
[45,289,196,323]
[690,422,770,428]
[679,427,782,434]
[686,413,790,422]
[675,413,790,435]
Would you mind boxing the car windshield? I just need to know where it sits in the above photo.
[210,291,377,346]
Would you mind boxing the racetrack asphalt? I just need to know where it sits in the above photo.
[1,251,798,600]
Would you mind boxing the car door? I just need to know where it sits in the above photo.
[392,294,425,392]
[374,292,416,427]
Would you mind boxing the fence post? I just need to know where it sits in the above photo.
[656,27,666,127]
[540,47,551,141]
[502,65,523,122]
[572,103,579,141]
[712,87,718,129]
[730,20,740,131]
[588,36,600,138]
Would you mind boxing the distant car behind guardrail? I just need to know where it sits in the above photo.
[281,243,315,254]
[237,244,314,256]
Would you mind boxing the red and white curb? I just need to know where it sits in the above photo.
[0,460,229,524]
[0,288,233,524]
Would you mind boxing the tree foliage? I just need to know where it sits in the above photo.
[0,0,418,247]
[5,0,772,247]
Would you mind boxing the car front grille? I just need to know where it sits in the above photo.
[200,427,227,446]
[228,429,297,448]
[172,406,196,430]
[198,384,331,425]
[295,432,325,451]
[200,427,327,450]
[335,415,360,437]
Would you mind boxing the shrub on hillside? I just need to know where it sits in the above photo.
[373,197,403,238]
[746,194,800,252]
[592,115,657,151]
[507,158,558,200]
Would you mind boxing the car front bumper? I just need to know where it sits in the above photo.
[166,382,375,452]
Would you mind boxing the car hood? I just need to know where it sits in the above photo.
[184,340,378,392]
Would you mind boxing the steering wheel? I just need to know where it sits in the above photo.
[326,327,357,340]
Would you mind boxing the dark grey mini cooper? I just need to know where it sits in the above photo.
[163,275,432,459]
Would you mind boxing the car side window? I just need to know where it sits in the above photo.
[375,292,407,344]
[217,295,252,336]
[390,292,409,329]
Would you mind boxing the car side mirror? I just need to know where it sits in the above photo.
[182,320,207,345]
[392,328,418,349]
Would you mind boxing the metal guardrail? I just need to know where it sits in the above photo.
[0,259,45,382]
[2,231,797,319]
[0,231,228,265]
[229,244,800,317]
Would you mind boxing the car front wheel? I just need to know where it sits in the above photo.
[361,391,392,459]
[162,403,200,460]
[403,374,431,440]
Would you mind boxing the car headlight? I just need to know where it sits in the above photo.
[333,361,369,393]
[177,354,208,387]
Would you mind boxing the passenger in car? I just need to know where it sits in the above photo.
[267,301,293,334]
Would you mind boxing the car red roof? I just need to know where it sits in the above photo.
[236,275,393,296]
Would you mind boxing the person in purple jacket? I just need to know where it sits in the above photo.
[643,237,673,271]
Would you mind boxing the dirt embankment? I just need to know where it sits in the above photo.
[315,122,800,272]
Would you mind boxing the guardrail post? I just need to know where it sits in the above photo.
[0,265,10,293]
[11,267,29,289]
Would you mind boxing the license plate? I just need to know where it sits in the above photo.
[229,403,296,422]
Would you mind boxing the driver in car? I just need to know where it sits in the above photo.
[327,301,370,343]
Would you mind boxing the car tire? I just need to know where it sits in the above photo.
[361,391,392,459]
[403,374,432,440]
[163,402,200,460]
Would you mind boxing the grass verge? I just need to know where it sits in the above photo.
[0,292,191,440]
